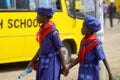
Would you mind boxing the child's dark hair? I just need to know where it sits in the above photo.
[41,14,53,20]
[47,16,53,20]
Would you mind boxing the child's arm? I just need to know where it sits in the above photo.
[102,59,115,80]
[61,58,78,76]
[67,58,78,70]
[58,48,69,76]
[27,48,40,68]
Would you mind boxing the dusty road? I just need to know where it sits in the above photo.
[0,19,120,80]
[103,19,120,77]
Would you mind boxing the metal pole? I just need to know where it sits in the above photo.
[95,0,106,80]
[95,0,104,41]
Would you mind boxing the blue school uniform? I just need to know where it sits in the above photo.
[77,15,103,80]
[77,38,106,80]
[36,24,63,80]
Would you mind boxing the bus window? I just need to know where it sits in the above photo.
[65,0,85,19]
[0,0,62,11]
[30,0,62,11]
[16,0,29,9]
[0,0,30,10]
[0,0,11,9]
[65,0,75,17]
[75,0,85,18]
[56,0,62,10]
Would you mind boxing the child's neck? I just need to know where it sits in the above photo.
[42,20,49,27]
[85,33,94,38]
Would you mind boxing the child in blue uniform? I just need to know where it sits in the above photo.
[63,16,115,80]
[27,7,68,80]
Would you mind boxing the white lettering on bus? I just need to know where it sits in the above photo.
[0,19,3,29]
[8,19,38,28]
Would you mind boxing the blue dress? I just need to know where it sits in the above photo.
[77,39,106,80]
[36,26,63,80]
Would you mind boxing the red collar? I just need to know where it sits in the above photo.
[77,34,99,64]
[82,34,97,44]
[36,21,55,45]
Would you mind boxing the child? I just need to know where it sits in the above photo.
[63,16,115,80]
[27,7,68,80]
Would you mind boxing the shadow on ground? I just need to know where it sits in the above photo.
[0,61,29,72]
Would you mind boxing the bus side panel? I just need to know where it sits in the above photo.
[0,12,39,64]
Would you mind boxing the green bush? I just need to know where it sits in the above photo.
[116,76,120,80]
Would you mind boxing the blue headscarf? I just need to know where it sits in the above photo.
[35,7,55,16]
[84,16,101,33]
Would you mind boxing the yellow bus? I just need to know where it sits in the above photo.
[0,0,85,64]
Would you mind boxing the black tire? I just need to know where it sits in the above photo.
[62,42,72,64]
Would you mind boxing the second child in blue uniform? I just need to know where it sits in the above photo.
[63,16,115,80]
[27,7,68,80]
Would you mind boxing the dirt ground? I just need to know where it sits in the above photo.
[103,18,120,78]
[0,19,120,80]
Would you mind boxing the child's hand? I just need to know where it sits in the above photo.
[64,67,69,76]
[61,67,69,76]
[27,61,34,68]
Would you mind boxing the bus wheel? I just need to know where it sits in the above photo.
[62,42,72,64]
